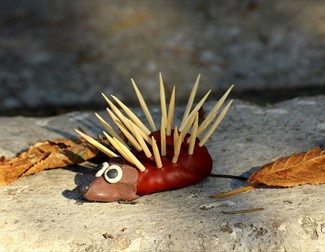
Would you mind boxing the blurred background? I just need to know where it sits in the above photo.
[0,0,325,116]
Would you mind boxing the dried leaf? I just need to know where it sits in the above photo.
[0,138,99,185]
[248,147,325,187]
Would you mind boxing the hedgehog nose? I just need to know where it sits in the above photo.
[78,184,89,195]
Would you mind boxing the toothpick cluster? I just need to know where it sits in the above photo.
[76,73,233,172]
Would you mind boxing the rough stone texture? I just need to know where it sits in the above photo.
[1,1,325,113]
[0,96,324,251]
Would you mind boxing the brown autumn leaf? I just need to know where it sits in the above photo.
[0,138,99,185]
[248,146,325,187]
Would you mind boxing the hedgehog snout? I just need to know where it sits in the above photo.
[78,184,89,195]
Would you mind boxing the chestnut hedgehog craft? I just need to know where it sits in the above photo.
[76,73,233,202]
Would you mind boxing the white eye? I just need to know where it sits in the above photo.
[95,162,109,177]
[103,164,123,184]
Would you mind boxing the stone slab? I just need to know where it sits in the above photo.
[0,96,324,251]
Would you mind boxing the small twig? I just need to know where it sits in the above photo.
[210,182,262,199]
[222,207,264,215]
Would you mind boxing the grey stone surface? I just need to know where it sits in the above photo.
[0,95,324,251]
[1,1,325,113]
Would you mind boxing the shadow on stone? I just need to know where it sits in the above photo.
[61,165,97,201]
[62,188,82,201]
[43,126,77,139]
[315,139,325,148]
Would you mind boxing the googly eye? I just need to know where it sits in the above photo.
[95,162,109,177]
[103,164,123,184]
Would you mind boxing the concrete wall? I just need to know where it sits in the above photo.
[1,1,325,114]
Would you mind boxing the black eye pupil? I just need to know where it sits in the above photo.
[106,169,118,179]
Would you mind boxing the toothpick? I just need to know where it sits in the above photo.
[110,101,150,146]
[106,107,120,124]
[102,93,132,132]
[95,112,127,146]
[75,129,118,158]
[102,132,132,163]
[160,116,166,156]
[179,74,200,129]
[108,102,147,146]
[167,86,175,136]
[199,100,233,147]
[111,95,151,136]
[127,119,152,145]
[197,84,234,137]
[106,108,130,145]
[113,136,146,172]
[179,89,211,132]
[173,126,179,150]
[151,136,163,168]
[131,78,156,131]
[188,112,199,155]
[102,93,113,107]
[179,110,197,142]
[115,120,142,151]
[103,131,145,171]
[109,135,146,171]
[131,123,152,158]
[172,134,182,164]
[159,72,168,129]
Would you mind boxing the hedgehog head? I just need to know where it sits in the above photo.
[78,159,139,202]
